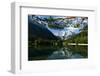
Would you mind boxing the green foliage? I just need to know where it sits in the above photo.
[74,23,80,28]
[48,24,64,29]
[47,16,55,22]
[66,30,88,44]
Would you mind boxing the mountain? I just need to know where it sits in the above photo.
[28,16,59,41]
[28,15,88,41]
[66,29,88,43]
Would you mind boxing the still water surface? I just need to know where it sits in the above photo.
[28,45,88,61]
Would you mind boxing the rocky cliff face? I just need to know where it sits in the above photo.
[28,15,59,41]
[28,15,88,40]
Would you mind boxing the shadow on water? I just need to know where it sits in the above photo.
[28,45,88,61]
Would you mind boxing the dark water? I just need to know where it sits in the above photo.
[28,45,88,61]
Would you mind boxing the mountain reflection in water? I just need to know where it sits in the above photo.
[28,45,88,61]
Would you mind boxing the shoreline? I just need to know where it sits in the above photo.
[68,43,88,46]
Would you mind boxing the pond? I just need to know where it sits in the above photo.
[28,45,88,61]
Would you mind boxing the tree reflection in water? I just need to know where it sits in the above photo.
[28,45,87,61]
